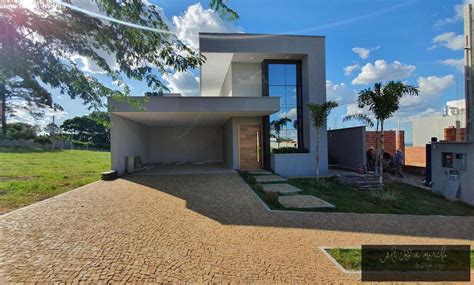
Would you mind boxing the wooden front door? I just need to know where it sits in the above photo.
[239,125,262,170]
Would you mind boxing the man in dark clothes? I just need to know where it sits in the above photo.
[366,146,375,171]
[394,148,404,178]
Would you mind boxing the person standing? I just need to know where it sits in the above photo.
[394,148,404,178]
[366,146,375,172]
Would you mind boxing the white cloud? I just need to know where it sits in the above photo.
[399,75,454,118]
[440,58,464,71]
[343,64,360,75]
[162,70,199,96]
[172,3,242,49]
[326,81,357,106]
[352,60,416,85]
[352,46,380,59]
[278,108,297,120]
[8,101,68,129]
[431,32,464,51]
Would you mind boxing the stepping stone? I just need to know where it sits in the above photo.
[279,195,335,209]
[261,184,301,195]
[248,170,273,175]
[254,175,288,183]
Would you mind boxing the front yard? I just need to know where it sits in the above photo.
[249,176,474,216]
[0,147,110,214]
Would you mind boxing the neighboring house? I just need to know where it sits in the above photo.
[108,33,327,177]
[411,99,466,147]
[430,5,474,206]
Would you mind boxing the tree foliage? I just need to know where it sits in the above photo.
[60,111,110,148]
[4,122,39,140]
[0,0,237,132]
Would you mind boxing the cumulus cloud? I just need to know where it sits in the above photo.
[398,75,454,119]
[172,3,242,49]
[8,101,68,129]
[278,108,298,120]
[326,81,357,106]
[440,58,464,71]
[352,60,416,85]
[352,46,380,59]
[162,70,200,96]
[343,64,360,75]
[431,32,464,51]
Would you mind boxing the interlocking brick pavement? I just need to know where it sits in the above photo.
[1,173,473,283]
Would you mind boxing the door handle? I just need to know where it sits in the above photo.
[256,131,260,163]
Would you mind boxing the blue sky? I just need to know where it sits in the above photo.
[19,0,468,144]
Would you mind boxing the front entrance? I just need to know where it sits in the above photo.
[239,125,262,170]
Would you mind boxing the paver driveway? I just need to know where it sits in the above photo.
[1,173,473,283]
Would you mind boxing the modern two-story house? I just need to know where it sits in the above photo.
[108,33,328,177]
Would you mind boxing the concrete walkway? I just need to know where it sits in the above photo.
[1,173,473,283]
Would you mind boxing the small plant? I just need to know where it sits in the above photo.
[370,184,400,204]
[34,135,52,145]
[244,175,256,186]
[272,147,309,154]
[265,191,279,205]
[253,184,263,192]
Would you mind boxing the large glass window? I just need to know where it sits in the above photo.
[265,62,302,150]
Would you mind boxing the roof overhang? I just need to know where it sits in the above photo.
[108,96,279,126]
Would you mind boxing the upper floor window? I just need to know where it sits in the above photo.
[264,61,303,150]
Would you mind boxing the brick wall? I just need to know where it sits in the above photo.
[366,130,405,156]
[405,146,426,167]
[443,127,466,141]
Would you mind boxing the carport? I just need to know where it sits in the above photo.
[108,95,279,175]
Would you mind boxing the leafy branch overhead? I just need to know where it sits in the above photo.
[0,0,238,132]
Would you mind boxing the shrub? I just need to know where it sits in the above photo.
[370,184,400,204]
[34,136,52,145]
[253,184,263,192]
[245,175,257,186]
[273,147,309,154]
[265,191,279,205]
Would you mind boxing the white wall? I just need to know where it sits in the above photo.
[111,114,149,175]
[412,115,466,146]
[147,126,223,163]
[219,65,232,96]
[231,62,262,97]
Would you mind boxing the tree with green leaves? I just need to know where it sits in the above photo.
[270,117,292,148]
[61,111,110,149]
[346,81,419,184]
[4,122,39,140]
[308,101,338,180]
[0,0,237,134]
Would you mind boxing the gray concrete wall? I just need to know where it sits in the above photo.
[231,62,262,97]
[223,119,234,168]
[271,153,316,177]
[200,33,328,176]
[147,126,223,163]
[110,114,149,175]
[412,115,465,146]
[328,126,366,170]
[0,139,73,149]
[431,142,474,206]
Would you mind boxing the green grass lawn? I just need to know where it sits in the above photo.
[288,178,474,216]
[325,248,474,271]
[240,172,474,216]
[0,147,110,213]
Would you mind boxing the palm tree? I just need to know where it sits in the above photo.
[308,101,338,180]
[351,81,419,184]
[270,117,292,148]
